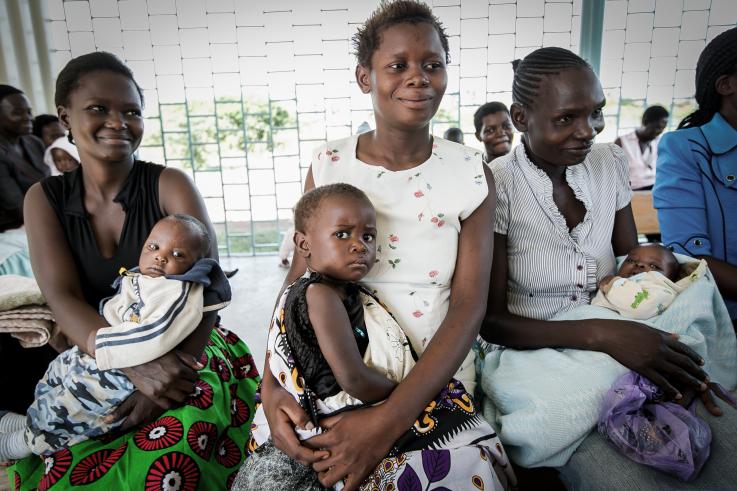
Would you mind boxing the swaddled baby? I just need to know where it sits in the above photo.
[593,243,680,319]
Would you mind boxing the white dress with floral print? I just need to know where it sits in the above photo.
[311,135,488,391]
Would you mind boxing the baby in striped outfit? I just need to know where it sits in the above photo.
[0,214,230,461]
[592,244,680,320]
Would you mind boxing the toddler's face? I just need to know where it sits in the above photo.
[618,245,678,280]
[139,220,201,277]
[301,195,377,283]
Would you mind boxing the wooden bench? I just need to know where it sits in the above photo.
[631,190,659,235]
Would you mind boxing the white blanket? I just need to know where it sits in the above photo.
[481,257,737,468]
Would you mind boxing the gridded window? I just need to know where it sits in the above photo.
[43,0,733,255]
[599,0,737,142]
[432,0,582,140]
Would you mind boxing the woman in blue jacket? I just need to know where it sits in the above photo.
[654,27,737,329]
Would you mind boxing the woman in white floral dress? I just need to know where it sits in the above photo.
[256,3,516,491]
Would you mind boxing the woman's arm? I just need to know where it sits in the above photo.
[307,165,496,490]
[611,204,639,256]
[260,166,328,465]
[654,133,736,303]
[24,184,108,351]
[482,232,707,399]
[307,283,395,402]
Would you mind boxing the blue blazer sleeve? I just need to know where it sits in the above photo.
[653,131,713,257]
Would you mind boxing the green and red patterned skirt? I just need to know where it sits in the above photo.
[7,326,259,490]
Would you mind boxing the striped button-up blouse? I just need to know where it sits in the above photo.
[490,143,632,320]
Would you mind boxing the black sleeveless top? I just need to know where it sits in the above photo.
[41,161,166,307]
[283,272,369,400]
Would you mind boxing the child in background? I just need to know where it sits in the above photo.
[593,244,680,319]
[277,222,295,268]
[0,214,230,461]
[443,126,464,144]
[42,136,80,175]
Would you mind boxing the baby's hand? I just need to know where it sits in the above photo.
[598,275,616,293]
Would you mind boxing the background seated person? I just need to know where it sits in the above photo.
[0,85,48,232]
[474,101,514,164]
[615,105,669,191]
[442,126,464,144]
[32,114,66,149]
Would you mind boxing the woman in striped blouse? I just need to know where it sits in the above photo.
[481,47,736,490]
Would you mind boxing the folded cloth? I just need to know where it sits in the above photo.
[481,255,737,468]
[0,305,55,347]
[0,275,45,311]
[0,276,55,348]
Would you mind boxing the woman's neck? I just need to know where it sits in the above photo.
[80,155,135,201]
[522,136,566,182]
[358,123,433,171]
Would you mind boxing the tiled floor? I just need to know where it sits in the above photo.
[218,255,290,373]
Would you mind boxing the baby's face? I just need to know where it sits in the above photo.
[139,220,201,277]
[618,245,678,280]
[51,148,79,173]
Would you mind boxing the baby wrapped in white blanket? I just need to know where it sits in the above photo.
[481,253,737,468]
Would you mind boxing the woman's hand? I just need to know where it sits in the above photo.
[261,372,328,466]
[596,320,708,400]
[105,391,166,432]
[307,405,400,490]
[121,350,203,409]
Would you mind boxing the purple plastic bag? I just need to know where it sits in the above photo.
[597,372,711,481]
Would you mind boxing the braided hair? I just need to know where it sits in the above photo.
[511,47,591,107]
[678,27,737,129]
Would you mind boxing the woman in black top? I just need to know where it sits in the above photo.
[12,52,258,488]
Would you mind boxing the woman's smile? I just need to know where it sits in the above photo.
[396,93,435,109]
[96,132,132,145]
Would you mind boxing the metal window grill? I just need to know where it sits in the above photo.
[42,0,736,255]
[598,0,737,142]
